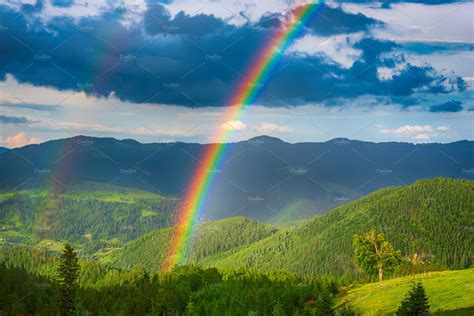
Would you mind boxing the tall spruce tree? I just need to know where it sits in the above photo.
[58,243,80,315]
[396,282,430,315]
[315,288,334,316]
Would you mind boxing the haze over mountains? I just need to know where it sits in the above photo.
[0,135,472,221]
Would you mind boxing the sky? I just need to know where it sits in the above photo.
[0,0,473,148]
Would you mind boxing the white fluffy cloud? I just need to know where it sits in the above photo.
[288,33,363,69]
[165,0,312,25]
[255,122,292,134]
[381,125,433,135]
[413,133,431,141]
[342,2,474,43]
[3,0,312,26]
[380,124,452,142]
[220,120,247,131]
[5,132,40,148]
[2,0,147,26]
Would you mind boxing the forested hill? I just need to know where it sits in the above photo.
[0,182,178,252]
[107,178,473,276]
[202,178,473,275]
[104,217,278,270]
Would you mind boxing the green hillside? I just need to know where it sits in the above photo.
[201,178,473,276]
[103,217,278,270]
[0,182,178,252]
[106,178,473,277]
[3,178,472,278]
[266,198,321,225]
[342,269,474,315]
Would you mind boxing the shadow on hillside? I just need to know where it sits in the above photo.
[437,307,474,315]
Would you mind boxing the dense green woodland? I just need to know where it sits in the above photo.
[0,182,178,252]
[106,217,278,270]
[107,178,473,276]
[0,246,346,315]
[0,178,473,314]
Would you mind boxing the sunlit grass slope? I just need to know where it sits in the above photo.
[343,269,474,315]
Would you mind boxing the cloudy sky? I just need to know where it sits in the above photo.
[0,0,473,148]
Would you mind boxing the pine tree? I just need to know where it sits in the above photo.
[58,243,80,316]
[272,301,285,316]
[315,289,334,316]
[185,300,199,316]
[396,282,430,315]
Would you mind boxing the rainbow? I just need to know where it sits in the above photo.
[163,2,321,271]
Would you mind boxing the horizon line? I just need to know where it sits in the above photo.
[3,134,473,150]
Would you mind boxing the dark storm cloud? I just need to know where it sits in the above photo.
[254,13,282,29]
[400,42,473,55]
[0,102,61,111]
[0,3,466,108]
[251,4,381,36]
[51,0,75,8]
[306,4,381,36]
[144,2,234,36]
[0,115,32,124]
[429,100,463,112]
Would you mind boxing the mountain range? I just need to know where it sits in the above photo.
[0,135,472,221]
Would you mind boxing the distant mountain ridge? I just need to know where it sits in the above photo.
[0,135,472,221]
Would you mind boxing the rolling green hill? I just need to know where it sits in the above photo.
[341,269,474,315]
[0,182,178,252]
[201,178,473,276]
[103,217,278,270]
[107,178,473,276]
